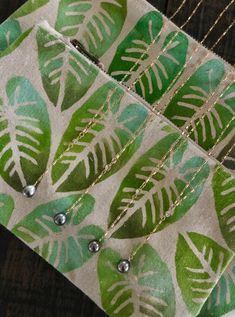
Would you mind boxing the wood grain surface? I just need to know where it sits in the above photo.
[0,1,234,317]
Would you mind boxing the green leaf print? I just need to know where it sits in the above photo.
[109,133,210,239]
[164,60,235,152]
[52,81,148,192]
[0,76,50,192]
[0,20,22,52]
[175,232,233,316]
[217,134,235,171]
[37,26,98,110]
[55,0,127,58]
[108,11,188,104]
[11,0,50,19]
[12,194,103,273]
[98,244,175,317]
[0,194,14,227]
[213,166,235,252]
[199,257,235,317]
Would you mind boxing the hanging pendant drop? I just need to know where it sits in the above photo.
[22,185,36,198]
[117,260,130,273]
[54,213,67,226]
[88,240,101,253]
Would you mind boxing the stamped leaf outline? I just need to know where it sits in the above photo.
[175,231,233,316]
[109,133,210,239]
[52,81,148,192]
[12,194,103,273]
[55,0,127,58]
[37,26,98,111]
[108,11,188,105]
[0,76,51,192]
[98,244,176,317]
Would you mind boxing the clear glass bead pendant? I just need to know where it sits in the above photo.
[88,240,101,253]
[53,213,67,226]
[117,259,130,273]
[22,185,36,198]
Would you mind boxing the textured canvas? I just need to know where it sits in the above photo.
[0,21,234,317]
[0,1,234,316]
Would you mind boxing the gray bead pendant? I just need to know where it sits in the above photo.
[88,240,101,253]
[54,213,67,226]
[22,185,36,198]
[117,259,130,273]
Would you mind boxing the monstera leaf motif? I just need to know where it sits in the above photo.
[0,194,14,227]
[0,20,22,52]
[109,133,210,239]
[164,60,235,152]
[108,11,188,105]
[11,0,50,18]
[52,81,148,192]
[0,76,50,192]
[176,232,233,316]
[98,244,175,317]
[212,166,235,252]
[55,0,127,58]
[198,257,235,317]
[12,194,103,273]
[37,27,98,110]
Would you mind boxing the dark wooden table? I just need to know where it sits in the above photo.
[0,1,234,317]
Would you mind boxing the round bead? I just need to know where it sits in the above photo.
[54,213,67,226]
[117,259,130,273]
[22,185,36,198]
[88,240,101,253]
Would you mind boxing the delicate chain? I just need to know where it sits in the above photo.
[169,0,188,20]
[153,22,234,114]
[64,8,234,220]
[130,0,235,93]
[32,0,194,188]
[128,116,235,261]
[101,78,234,241]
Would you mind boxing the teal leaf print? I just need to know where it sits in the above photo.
[0,194,14,227]
[108,11,188,104]
[109,133,210,239]
[0,20,22,52]
[198,257,235,317]
[12,194,103,273]
[37,27,98,111]
[164,60,235,152]
[213,166,235,252]
[0,76,50,192]
[55,0,127,58]
[98,244,175,317]
[11,0,50,18]
[175,232,233,316]
[52,82,148,192]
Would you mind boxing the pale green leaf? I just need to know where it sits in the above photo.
[55,0,127,57]
[98,244,175,317]
[37,26,98,110]
[110,133,210,239]
[52,81,148,192]
[175,232,233,316]
[0,76,51,192]
[12,194,103,272]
